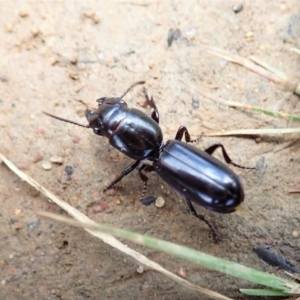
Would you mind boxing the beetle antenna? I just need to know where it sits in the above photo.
[43,111,90,128]
[119,81,146,99]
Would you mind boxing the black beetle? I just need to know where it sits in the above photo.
[44,82,254,240]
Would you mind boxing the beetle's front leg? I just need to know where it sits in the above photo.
[104,160,141,192]
[143,88,159,124]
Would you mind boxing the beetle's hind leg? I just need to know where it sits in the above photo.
[185,198,221,242]
[103,160,141,192]
[175,126,203,143]
[205,143,255,170]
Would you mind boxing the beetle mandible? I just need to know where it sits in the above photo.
[44,81,254,240]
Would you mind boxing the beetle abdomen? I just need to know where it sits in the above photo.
[153,140,244,213]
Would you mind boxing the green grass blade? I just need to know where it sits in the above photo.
[240,289,290,296]
[39,212,300,295]
[205,47,300,95]
[291,48,300,55]
[205,128,300,136]
[250,106,300,122]
[197,89,300,122]
[249,56,288,80]
[205,47,284,83]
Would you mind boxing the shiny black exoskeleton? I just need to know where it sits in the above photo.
[153,140,244,213]
[44,81,253,240]
[85,88,163,161]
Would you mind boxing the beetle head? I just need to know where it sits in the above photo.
[85,108,104,136]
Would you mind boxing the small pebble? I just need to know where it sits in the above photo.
[50,57,59,66]
[292,231,298,238]
[184,27,197,40]
[245,31,254,41]
[254,136,262,143]
[91,15,100,24]
[141,196,156,206]
[31,27,40,37]
[0,76,8,82]
[69,73,79,80]
[17,163,30,170]
[42,160,52,170]
[219,59,228,67]
[19,9,28,17]
[50,156,64,165]
[116,199,121,205]
[83,10,93,18]
[167,29,175,47]
[27,219,41,231]
[13,221,23,230]
[22,271,28,277]
[167,28,182,47]
[65,165,74,176]
[73,135,80,143]
[14,209,22,216]
[191,97,199,109]
[105,188,117,196]
[155,196,165,208]
[32,153,43,163]
[280,4,287,11]
[6,22,14,33]
[256,156,265,171]
[82,10,100,24]
[99,201,109,210]
[136,265,144,274]
[177,267,186,278]
[69,55,78,65]
[233,3,243,13]
[173,28,182,40]
[90,201,109,213]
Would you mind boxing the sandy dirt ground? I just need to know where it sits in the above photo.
[1,1,300,299]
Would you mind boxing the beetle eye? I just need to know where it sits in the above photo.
[93,127,100,134]
[96,97,107,105]
[85,109,95,122]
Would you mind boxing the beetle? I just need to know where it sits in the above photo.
[44,82,254,240]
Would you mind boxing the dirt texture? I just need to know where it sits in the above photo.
[1,1,300,299]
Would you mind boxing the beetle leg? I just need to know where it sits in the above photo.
[205,143,255,170]
[104,160,141,192]
[143,88,159,124]
[175,126,203,143]
[185,198,221,242]
[138,164,155,202]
